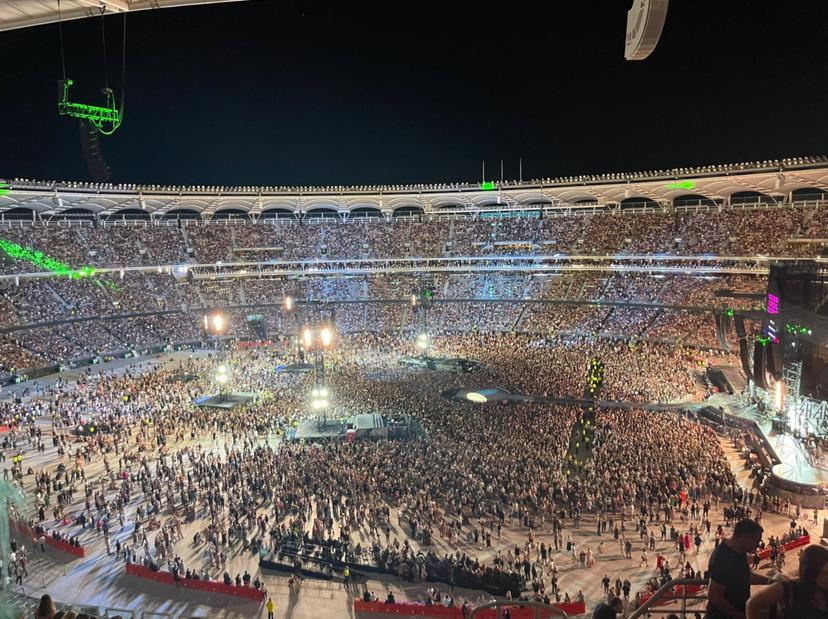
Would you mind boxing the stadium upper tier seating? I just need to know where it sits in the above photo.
[0,204,824,273]
[0,202,819,377]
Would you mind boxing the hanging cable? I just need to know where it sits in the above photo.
[100,6,109,92]
[57,0,67,81]
[119,11,127,118]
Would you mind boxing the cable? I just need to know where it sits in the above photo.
[57,0,67,81]
[119,11,127,118]
[100,5,109,92]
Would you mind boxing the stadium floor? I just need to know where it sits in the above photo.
[3,355,824,618]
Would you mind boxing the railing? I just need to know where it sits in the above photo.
[628,578,709,619]
[469,600,573,618]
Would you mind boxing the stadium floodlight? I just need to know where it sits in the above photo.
[320,326,333,348]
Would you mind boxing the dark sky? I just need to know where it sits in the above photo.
[1,0,826,186]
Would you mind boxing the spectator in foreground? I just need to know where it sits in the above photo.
[706,519,771,619]
[35,594,56,619]
[593,597,623,618]
[746,545,828,619]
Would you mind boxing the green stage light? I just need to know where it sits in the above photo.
[0,237,96,278]
[0,183,9,197]
[666,181,695,190]
[480,181,496,191]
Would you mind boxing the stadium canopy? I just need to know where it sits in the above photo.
[0,0,245,32]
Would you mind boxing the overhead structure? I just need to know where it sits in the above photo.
[624,0,669,61]
[1,157,826,220]
[0,0,246,32]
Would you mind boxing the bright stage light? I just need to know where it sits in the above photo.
[303,328,313,348]
[217,365,227,374]
[320,327,333,347]
[284,296,293,311]
[312,388,320,398]
[775,381,784,410]
[211,313,225,333]
[319,387,328,398]
[216,373,229,385]
[416,333,429,349]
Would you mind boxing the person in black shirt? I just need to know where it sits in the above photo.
[593,597,623,619]
[706,519,771,619]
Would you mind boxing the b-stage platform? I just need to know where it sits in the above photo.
[193,391,258,410]
[291,412,426,443]
[399,355,480,372]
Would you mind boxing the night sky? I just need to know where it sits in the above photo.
[1,0,826,186]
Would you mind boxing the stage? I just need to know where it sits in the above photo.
[399,355,481,372]
[193,391,258,410]
[703,393,828,498]
[292,412,427,442]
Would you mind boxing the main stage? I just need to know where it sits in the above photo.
[703,393,828,501]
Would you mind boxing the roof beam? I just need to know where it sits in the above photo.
[76,0,131,12]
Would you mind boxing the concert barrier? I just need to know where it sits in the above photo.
[353,600,586,618]
[757,535,810,560]
[125,563,265,601]
[637,583,704,607]
[10,518,86,558]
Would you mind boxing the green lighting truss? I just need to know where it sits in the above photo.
[58,79,122,135]
[0,183,8,197]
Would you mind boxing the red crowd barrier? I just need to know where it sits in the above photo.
[638,584,704,608]
[9,518,85,558]
[125,563,265,601]
[354,600,586,618]
[757,535,810,560]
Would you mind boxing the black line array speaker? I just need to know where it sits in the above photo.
[753,343,768,389]
[768,338,783,380]
[734,316,752,378]
[79,121,112,182]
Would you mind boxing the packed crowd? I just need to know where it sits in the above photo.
[0,264,762,379]
[0,331,749,611]
[0,202,824,276]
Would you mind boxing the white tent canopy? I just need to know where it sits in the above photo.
[0,0,244,32]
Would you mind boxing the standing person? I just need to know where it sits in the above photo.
[266,596,275,619]
[746,545,828,619]
[706,519,771,619]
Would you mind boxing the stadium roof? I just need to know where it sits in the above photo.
[1,158,827,218]
[0,0,244,32]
